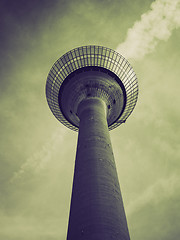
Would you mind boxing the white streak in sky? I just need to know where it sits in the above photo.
[127,174,180,216]
[116,0,180,60]
[10,127,66,182]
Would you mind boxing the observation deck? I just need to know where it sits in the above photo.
[46,45,138,131]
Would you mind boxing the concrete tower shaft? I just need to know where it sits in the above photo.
[67,98,130,240]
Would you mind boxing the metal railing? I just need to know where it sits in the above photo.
[46,45,138,131]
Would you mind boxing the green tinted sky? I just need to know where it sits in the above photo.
[0,0,180,239]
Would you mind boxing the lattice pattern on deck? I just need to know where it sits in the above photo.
[46,45,138,131]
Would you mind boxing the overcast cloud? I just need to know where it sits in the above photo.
[0,0,180,239]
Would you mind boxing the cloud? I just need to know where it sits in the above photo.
[10,127,67,183]
[127,174,180,216]
[0,212,64,240]
[116,0,180,60]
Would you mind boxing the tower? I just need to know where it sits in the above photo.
[46,45,138,240]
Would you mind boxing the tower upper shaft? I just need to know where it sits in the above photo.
[67,97,130,240]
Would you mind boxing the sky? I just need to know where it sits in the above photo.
[0,0,180,239]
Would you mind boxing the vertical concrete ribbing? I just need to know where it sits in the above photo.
[67,98,130,240]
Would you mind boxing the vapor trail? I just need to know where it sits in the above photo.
[10,127,66,183]
[127,174,180,216]
[116,0,180,60]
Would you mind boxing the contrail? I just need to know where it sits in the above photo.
[127,174,179,216]
[116,0,180,60]
[10,127,66,183]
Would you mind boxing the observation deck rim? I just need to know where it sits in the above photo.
[46,45,138,131]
